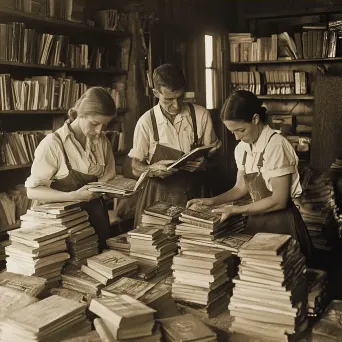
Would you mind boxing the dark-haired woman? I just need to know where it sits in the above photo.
[25,87,117,250]
[187,90,312,258]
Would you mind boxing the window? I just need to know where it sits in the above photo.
[205,35,214,109]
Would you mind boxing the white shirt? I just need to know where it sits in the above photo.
[25,123,116,188]
[234,125,302,198]
[128,103,220,163]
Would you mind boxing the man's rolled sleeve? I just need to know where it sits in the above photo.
[128,117,150,162]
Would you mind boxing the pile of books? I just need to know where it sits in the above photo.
[141,201,186,241]
[172,241,233,318]
[5,206,75,288]
[21,201,95,267]
[106,233,130,255]
[90,294,161,341]
[61,266,104,298]
[229,233,308,341]
[1,295,91,341]
[159,313,217,342]
[306,268,330,317]
[128,226,178,280]
[296,173,335,251]
[80,250,139,287]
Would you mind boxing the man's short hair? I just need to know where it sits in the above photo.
[153,64,186,92]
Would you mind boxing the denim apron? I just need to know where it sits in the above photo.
[134,103,205,227]
[51,132,111,251]
[243,133,312,259]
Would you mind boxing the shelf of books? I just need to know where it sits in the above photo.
[231,57,342,65]
[0,6,129,37]
[258,95,314,100]
[0,163,32,171]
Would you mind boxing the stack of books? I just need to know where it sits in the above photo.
[159,313,217,342]
[141,201,186,241]
[80,250,139,286]
[296,174,335,251]
[21,201,94,267]
[128,226,178,280]
[1,295,91,341]
[5,222,70,289]
[172,243,233,318]
[49,287,90,304]
[229,233,308,341]
[61,330,102,342]
[61,266,104,297]
[89,295,160,341]
[176,202,246,245]
[0,271,46,297]
[306,268,330,317]
[106,233,130,255]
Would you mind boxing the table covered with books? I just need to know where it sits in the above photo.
[0,197,341,342]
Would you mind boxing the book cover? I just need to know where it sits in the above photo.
[181,208,220,224]
[101,277,154,299]
[159,313,216,341]
[31,201,84,213]
[166,143,215,170]
[238,233,292,256]
[144,201,185,220]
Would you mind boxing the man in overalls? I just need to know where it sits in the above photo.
[127,64,221,227]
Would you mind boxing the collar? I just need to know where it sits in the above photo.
[154,103,190,126]
[245,125,275,154]
[57,122,100,146]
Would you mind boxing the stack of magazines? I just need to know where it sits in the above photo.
[128,226,178,280]
[229,233,308,341]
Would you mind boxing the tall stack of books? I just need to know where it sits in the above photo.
[296,174,335,251]
[106,233,130,255]
[128,226,178,280]
[159,313,217,342]
[5,223,70,290]
[229,233,308,341]
[172,242,232,318]
[141,201,185,241]
[306,268,330,317]
[20,201,95,267]
[0,295,91,341]
[89,295,161,341]
[80,250,139,287]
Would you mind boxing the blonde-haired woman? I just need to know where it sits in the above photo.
[25,87,117,250]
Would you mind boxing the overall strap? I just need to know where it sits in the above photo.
[150,108,159,142]
[257,132,277,168]
[188,103,199,147]
[54,131,72,170]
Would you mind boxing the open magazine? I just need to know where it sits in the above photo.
[87,170,150,197]
[166,143,216,171]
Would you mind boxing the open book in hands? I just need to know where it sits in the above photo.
[166,143,217,171]
[87,170,150,197]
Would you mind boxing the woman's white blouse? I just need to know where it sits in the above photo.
[234,125,302,198]
[25,123,116,188]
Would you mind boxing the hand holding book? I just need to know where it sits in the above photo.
[148,160,178,178]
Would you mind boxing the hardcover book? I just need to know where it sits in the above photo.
[31,201,84,214]
[144,201,185,220]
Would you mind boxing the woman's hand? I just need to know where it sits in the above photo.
[69,185,101,202]
[186,197,213,208]
[212,205,236,223]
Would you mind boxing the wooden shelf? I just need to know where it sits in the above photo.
[0,221,20,232]
[258,95,314,100]
[231,57,342,65]
[0,110,66,115]
[0,6,129,37]
[0,60,127,74]
[0,163,32,171]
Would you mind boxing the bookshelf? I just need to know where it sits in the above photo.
[0,3,131,234]
[227,8,342,167]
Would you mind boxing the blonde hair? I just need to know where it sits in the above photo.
[68,87,117,122]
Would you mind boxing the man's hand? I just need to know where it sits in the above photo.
[148,160,178,178]
[179,157,207,172]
